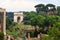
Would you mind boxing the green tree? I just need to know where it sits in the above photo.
[43,17,60,40]
[48,23,60,40]
[35,4,46,14]
[30,14,37,27]
[44,15,56,27]
[37,15,45,27]
[57,6,60,15]
[23,11,36,25]
[35,4,56,15]
[6,17,13,29]
[46,4,56,11]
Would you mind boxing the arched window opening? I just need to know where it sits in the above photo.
[17,16,20,22]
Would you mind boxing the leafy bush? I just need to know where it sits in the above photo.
[26,30,34,38]
[0,32,4,40]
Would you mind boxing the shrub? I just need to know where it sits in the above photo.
[0,32,4,40]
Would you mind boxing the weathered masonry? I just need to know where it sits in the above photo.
[14,12,24,24]
[0,8,6,37]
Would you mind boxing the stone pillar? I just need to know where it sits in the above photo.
[37,33,42,40]
[3,9,6,40]
[40,33,42,40]
[19,15,24,24]
[38,34,40,38]
[14,15,17,22]
[8,35,10,40]
[37,34,41,40]
[28,33,31,40]
[0,8,6,40]
[17,37,23,40]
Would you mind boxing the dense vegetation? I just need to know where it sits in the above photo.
[0,32,4,40]
[6,4,60,40]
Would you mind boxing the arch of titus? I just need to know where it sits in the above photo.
[0,8,6,38]
[14,12,24,24]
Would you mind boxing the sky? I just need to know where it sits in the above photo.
[0,0,60,12]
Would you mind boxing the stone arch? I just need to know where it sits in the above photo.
[14,12,24,24]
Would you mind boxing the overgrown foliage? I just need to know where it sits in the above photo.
[0,32,4,40]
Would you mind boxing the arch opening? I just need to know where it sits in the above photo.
[17,16,20,23]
